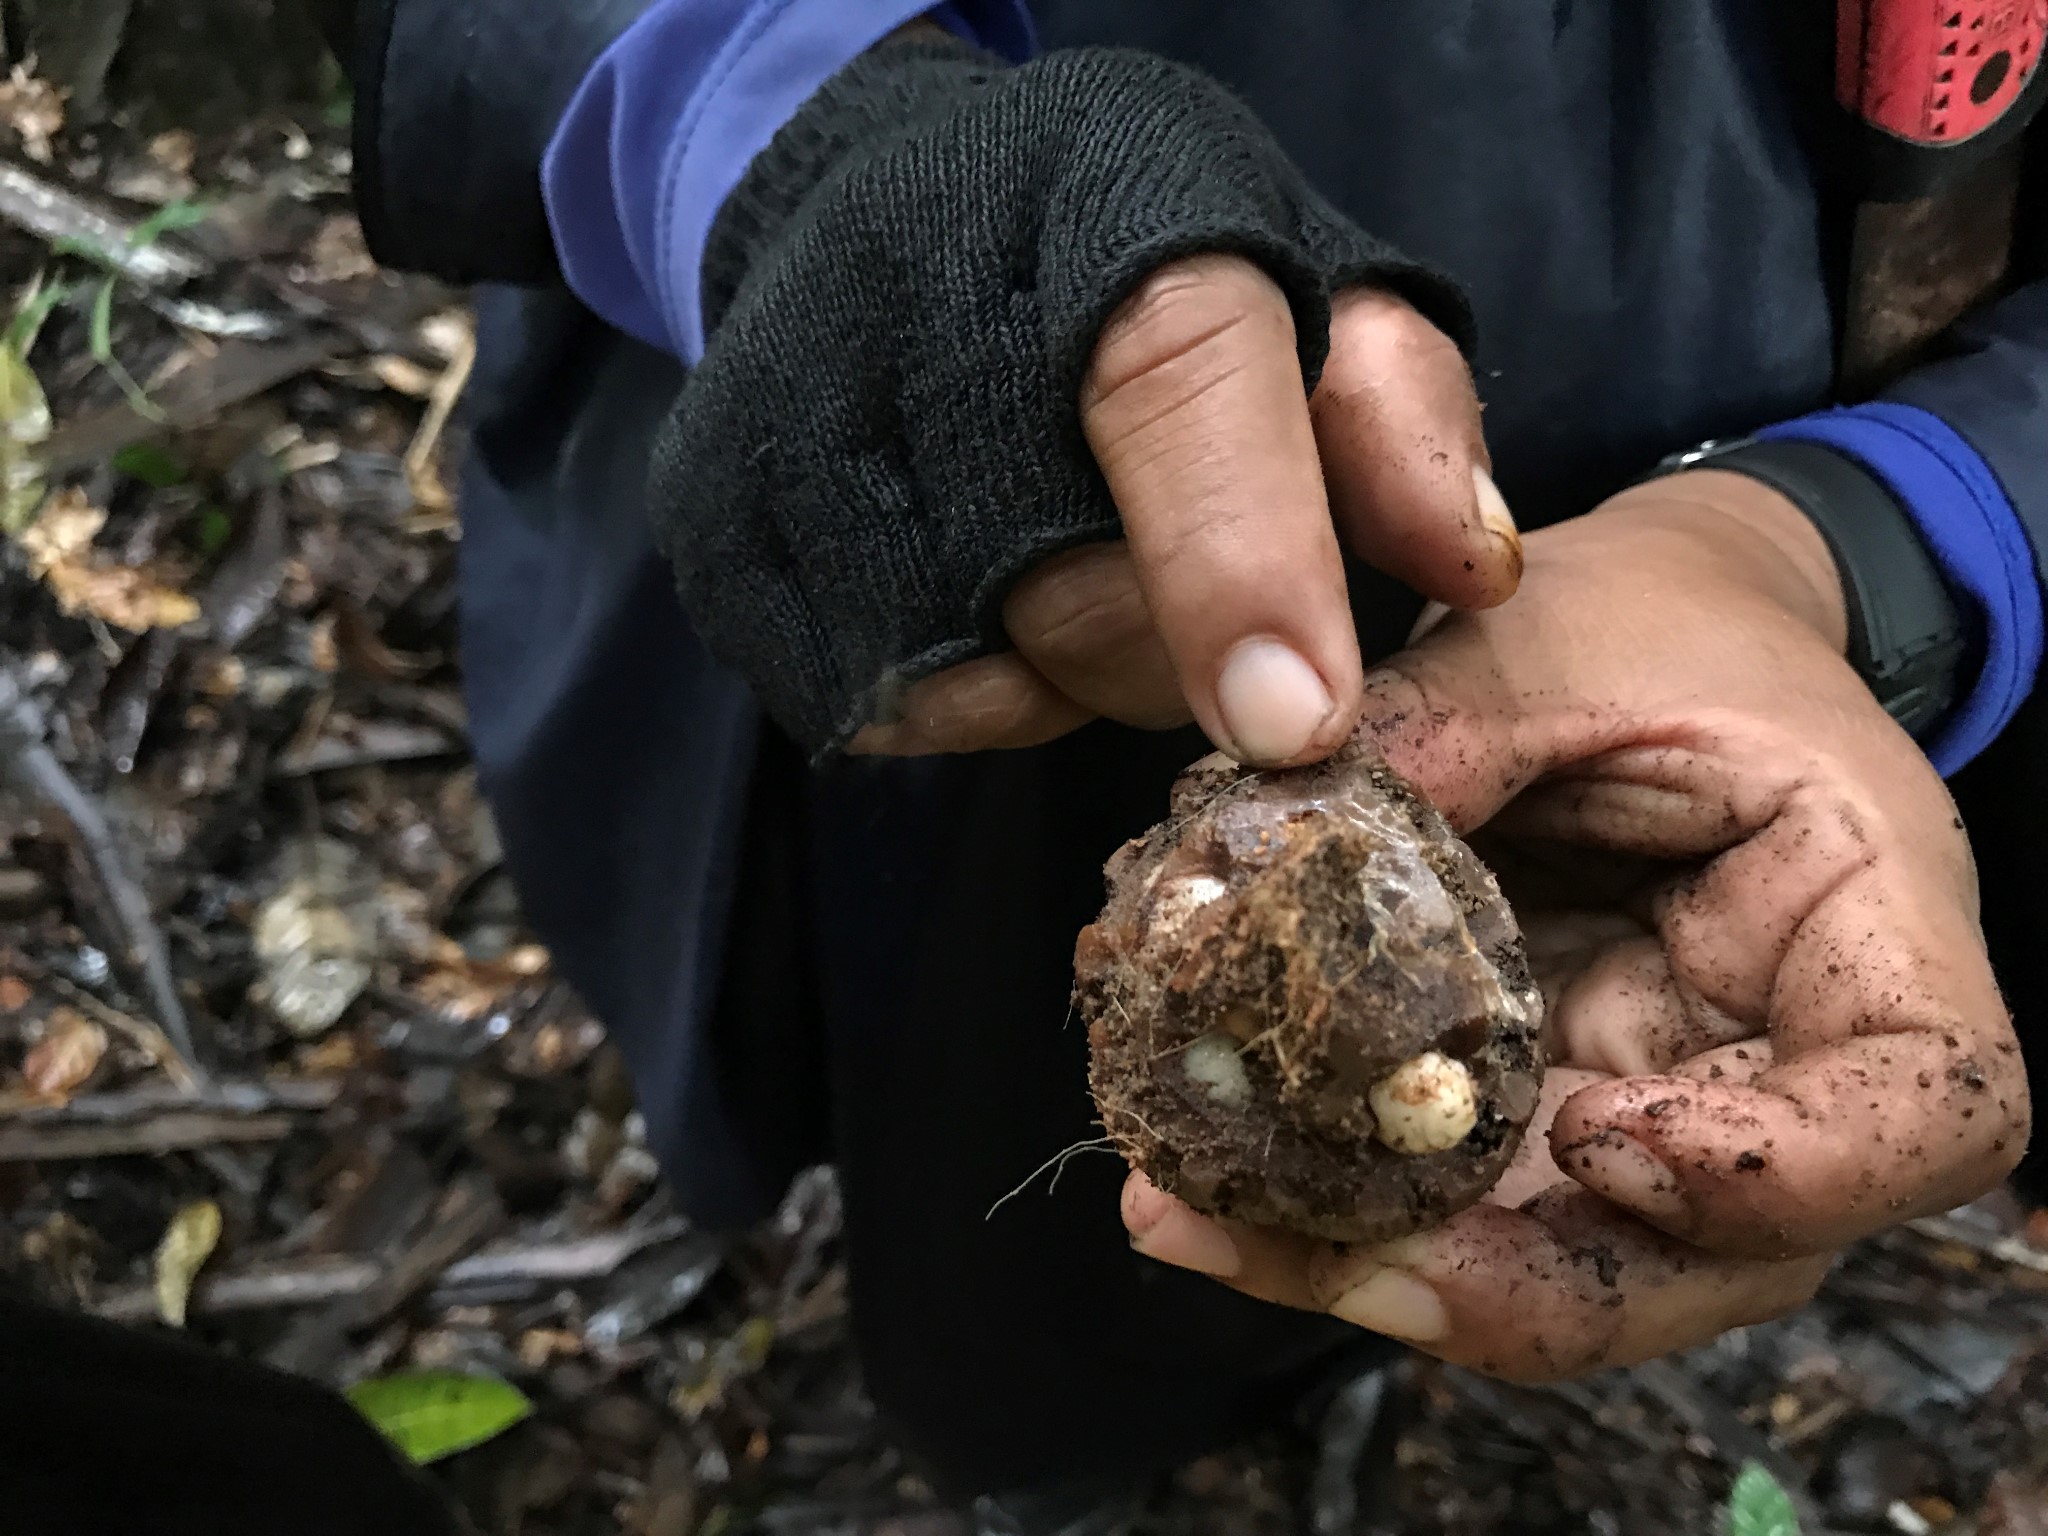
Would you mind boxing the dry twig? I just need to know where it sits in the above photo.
[0,664,202,1076]
[0,1078,338,1160]
[401,316,476,523]
[91,1216,694,1322]
[0,158,210,286]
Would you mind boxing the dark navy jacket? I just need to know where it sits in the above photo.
[343,1,2048,1223]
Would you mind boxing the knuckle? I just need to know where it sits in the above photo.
[1004,545,1151,665]
[1131,494,1264,595]
[1085,257,1288,413]
[1325,287,1467,385]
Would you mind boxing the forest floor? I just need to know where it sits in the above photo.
[1,71,2047,1536]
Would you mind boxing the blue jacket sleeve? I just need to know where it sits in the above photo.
[1759,272,2048,775]
[540,0,1036,358]
[348,0,660,283]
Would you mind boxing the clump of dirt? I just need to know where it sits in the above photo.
[1075,739,1545,1243]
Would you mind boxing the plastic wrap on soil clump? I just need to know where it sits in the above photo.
[1075,740,1545,1244]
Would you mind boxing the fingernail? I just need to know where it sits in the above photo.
[1130,1217,1243,1278]
[1215,638,1334,765]
[1566,1128,1691,1228]
[1472,465,1522,569]
[1328,1269,1449,1342]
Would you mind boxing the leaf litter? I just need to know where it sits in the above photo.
[0,51,2041,1536]
[154,1196,222,1326]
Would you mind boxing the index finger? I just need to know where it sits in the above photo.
[1082,253,1360,766]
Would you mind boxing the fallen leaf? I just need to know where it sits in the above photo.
[1931,1241,1983,1273]
[330,597,431,679]
[18,488,101,565]
[19,490,201,631]
[306,610,339,672]
[250,879,371,1038]
[671,1318,778,1422]
[520,1013,605,1076]
[516,1328,583,1369]
[0,66,65,163]
[22,1008,107,1101]
[146,130,196,176]
[296,1031,362,1075]
[413,959,505,1024]
[1910,1495,1956,1528]
[0,340,51,536]
[346,1372,533,1465]
[278,439,341,475]
[154,1200,224,1327]
[193,654,246,697]
[303,214,375,284]
[0,342,51,448]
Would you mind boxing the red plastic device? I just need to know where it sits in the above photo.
[1838,0,2047,143]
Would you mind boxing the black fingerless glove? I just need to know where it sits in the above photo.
[648,32,1474,756]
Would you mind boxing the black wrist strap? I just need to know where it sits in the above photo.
[1651,438,1972,738]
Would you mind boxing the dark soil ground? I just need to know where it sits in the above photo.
[1,66,2046,1536]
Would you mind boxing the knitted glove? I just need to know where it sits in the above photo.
[648,31,1474,757]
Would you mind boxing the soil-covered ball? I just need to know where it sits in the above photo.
[1075,741,1544,1244]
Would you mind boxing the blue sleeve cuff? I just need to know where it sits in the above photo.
[1757,402,2043,776]
[540,0,1036,359]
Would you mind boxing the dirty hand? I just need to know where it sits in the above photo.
[651,34,1519,760]
[1122,470,2029,1379]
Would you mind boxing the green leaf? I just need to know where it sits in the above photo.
[0,341,51,449]
[88,278,115,362]
[0,285,55,537]
[49,234,111,266]
[87,278,166,423]
[113,442,189,488]
[192,505,233,555]
[128,199,208,250]
[1726,1463,1801,1536]
[5,274,72,357]
[345,1371,533,1465]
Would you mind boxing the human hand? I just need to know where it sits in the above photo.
[1119,470,2029,1380]
[654,40,1521,760]
[850,264,1520,765]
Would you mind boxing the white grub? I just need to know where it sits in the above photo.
[1181,1031,1253,1107]
[1368,1051,1478,1155]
